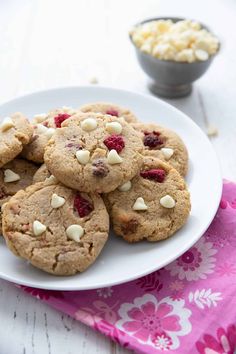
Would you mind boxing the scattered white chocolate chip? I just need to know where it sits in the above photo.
[161,147,174,160]
[33,220,46,236]
[133,197,148,211]
[81,118,98,131]
[33,113,47,123]
[105,122,123,134]
[195,49,209,61]
[160,195,176,208]
[118,181,132,192]
[46,175,58,183]
[76,150,90,164]
[107,149,123,164]
[66,225,84,242]
[45,128,55,138]
[207,124,218,137]
[51,193,66,209]
[4,169,20,183]
[0,117,14,132]
[89,76,99,84]
[36,123,48,134]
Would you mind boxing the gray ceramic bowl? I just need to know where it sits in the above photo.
[130,17,220,98]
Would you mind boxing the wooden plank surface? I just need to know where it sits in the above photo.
[0,0,235,353]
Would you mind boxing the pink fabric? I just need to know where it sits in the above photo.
[18,181,236,353]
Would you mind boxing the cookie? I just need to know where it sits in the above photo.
[33,164,51,183]
[0,159,38,233]
[132,123,188,176]
[2,178,109,275]
[104,156,191,243]
[80,102,138,123]
[44,112,143,193]
[21,107,77,163]
[0,113,33,167]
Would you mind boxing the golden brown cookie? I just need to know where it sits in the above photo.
[21,107,77,163]
[132,123,188,176]
[80,102,138,123]
[2,178,109,275]
[104,156,190,243]
[0,113,33,167]
[0,159,38,233]
[44,112,143,193]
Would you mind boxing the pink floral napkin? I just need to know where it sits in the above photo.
[19,180,236,354]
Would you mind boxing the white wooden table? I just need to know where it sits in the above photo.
[0,0,235,353]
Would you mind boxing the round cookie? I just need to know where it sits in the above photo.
[132,123,188,176]
[44,112,143,193]
[0,159,38,233]
[2,178,109,275]
[104,156,191,243]
[80,102,138,124]
[33,164,51,183]
[0,112,33,167]
[21,107,77,163]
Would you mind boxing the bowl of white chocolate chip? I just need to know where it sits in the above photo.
[130,17,220,98]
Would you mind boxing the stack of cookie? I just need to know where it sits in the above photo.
[0,103,191,276]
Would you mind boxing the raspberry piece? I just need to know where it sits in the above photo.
[92,159,109,177]
[143,131,163,148]
[105,109,119,117]
[140,169,166,182]
[54,113,71,128]
[103,134,125,153]
[73,193,93,217]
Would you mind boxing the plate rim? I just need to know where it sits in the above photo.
[0,85,222,290]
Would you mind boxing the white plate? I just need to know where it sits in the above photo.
[0,86,222,290]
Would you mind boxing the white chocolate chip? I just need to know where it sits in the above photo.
[89,76,99,84]
[36,123,48,134]
[107,149,123,164]
[76,150,90,164]
[45,128,55,138]
[33,113,47,123]
[81,118,97,131]
[33,220,46,236]
[207,124,218,137]
[4,169,20,183]
[105,122,123,134]
[0,117,14,132]
[195,49,209,61]
[66,225,84,242]
[46,175,58,183]
[51,193,65,209]
[133,197,148,211]
[118,181,132,192]
[160,195,176,208]
[161,147,174,160]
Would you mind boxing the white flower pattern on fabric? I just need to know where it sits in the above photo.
[116,294,191,350]
[97,287,113,298]
[189,289,222,309]
[166,238,217,281]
